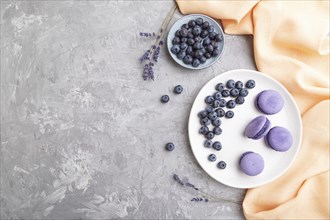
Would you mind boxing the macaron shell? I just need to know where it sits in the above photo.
[256,90,284,115]
[266,126,293,152]
[244,116,271,139]
[239,152,264,176]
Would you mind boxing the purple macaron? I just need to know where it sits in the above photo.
[266,126,293,152]
[244,116,271,139]
[239,152,264,176]
[255,90,284,115]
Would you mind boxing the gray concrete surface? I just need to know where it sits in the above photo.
[0,1,256,219]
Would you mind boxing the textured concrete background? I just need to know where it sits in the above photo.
[0,1,256,219]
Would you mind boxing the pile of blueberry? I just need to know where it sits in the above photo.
[170,17,223,68]
[198,79,256,168]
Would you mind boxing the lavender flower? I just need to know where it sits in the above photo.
[140,50,151,63]
[185,182,199,191]
[191,197,208,202]
[140,32,156,37]
[153,46,161,62]
[142,63,155,81]
[173,174,184,186]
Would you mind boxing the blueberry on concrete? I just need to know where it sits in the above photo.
[161,95,169,103]
[174,85,183,94]
[165,142,175,151]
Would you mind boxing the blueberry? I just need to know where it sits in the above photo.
[206,45,214,53]
[198,110,208,118]
[193,42,202,50]
[230,88,239,97]
[187,31,194,39]
[208,154,217,162]
[212,141,222,151]
[186,46,193,55]
[199,126,209,135]
[195,17,203,25]
[194,36,202,42]
[182,23,189,29]
[205,131,215,140]
[192,26,202,36]
[211,41,220,48]
[172,37,180,45]
[235,81,243,89]
[226,80,235,89]
[199,56,206,64]
[219,99,226,107]
[183,55,193,64]
[188,20,196,28]
[212,118,221,127]
[187,38,195,46]
[192,59,200,67]
[226,100,236,109]
[213,92,222,100]
[208,112,217,121]
[175,30,181,37]
[213,126,222,135]
[225,110,234,118]
[204,140,212,148]
[204,53,211,59]
[174,85,183,94]
[170,45,180,54]
[200,30,209,38]
[235,96,245,104]
[205,106,214,113]
[239,88,249,97]
[212,100,220,108]
[217,161,226,169]
[180,28,188,37]
[215,83,225,91]
[209,32,217,39]
[207,25,214,33]
[221,90,230,97]
[202,37,211,46]
[202,21,210,29]
[180,42,188,50]
[216,108,225,117]
[215,34,223,42]
[245,80,256,89]
[200,117,211,126]
[200,47,206,54]
[165,142,175,151]
[194,50,203,59]
[205,95,214,104]
[177,50,186,60]
[181,38,188,44]
[212,48,220,57]
[161,95,169,103]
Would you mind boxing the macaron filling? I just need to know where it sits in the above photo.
[245,116,271,140]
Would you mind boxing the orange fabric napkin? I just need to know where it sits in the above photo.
[176,0,329,219]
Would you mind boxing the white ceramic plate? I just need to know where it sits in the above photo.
[188,69,302,188]
[167,14,224,70]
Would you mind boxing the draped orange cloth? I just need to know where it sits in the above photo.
[176,0,329,219]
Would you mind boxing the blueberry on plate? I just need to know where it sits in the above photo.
[245,79,256,88]
[215,83,225,91]
[187,38,195,46]
[219,99,226,107]
[212,48,220,57]
[235,81,243,89]
[174,85,183,94]
[215,34,223,42]
[205,95,214,104]
[200,47,206,55]
[212,100,221,108]
[200,30,209,38]
[165,142,175,151]
[199,56,207,64]
[213,92,222,100]
[213,126,222,135]
[177,51,186,60]
[212,141,222,151]
[171,45,180,54]
[193,42,202,50]
[181,38,187,43]
[208,154,217,162]
[204,52,211,59]
[183,55,193,64]
[180,28,188,37]
[217,161,226,169]
[187,31,194,39]
[235,96,245,104]
[194,50,203,59]
[208,112,218,121]
[225,110,234,118]
[204,140,212,148]
[194,36,202,43]
[161,95,169,103]
[203,37,211,46]
[188,20,196,28]
[226,79,235,89]
[198,110,208,118]
[221,90,230,97]
[182,23,189,29]
[186,46,193,55]
[230,88,239,97]
[216,108,225,117]
[172,37,180,45]
[212,118,221,127]
[207,25,214,33]
[209,32,217,39]
[195,17,203,25]
[175,30,181,37]
[202,21,210,29]
[192,26,202,36]
[206,45,214,53]
[205,131,215,140]
[200,117,211,126]
[180,42,188,50]
[226,100,236,109]
[192,59,200,67]
[205,106,214,113]
[199,126,209,135]
[239,88,249,97]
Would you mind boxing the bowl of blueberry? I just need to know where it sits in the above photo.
[167,14,224,69]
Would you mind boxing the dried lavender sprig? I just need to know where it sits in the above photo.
[153,46,161,62]
[173,174,184,186]
[191,197,208,202]
[140,32,156,37]
[140,50,151,63]
[185,182,199,191]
